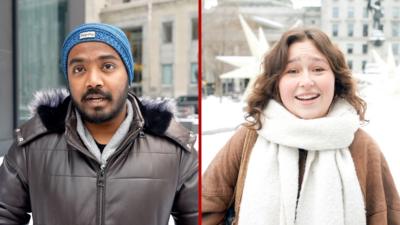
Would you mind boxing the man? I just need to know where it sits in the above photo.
[0,23,198,225]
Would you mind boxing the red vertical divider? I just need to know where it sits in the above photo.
[198,0,203,224]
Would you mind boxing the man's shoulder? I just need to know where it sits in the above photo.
[15,89,70,147]
[137,97,196,152]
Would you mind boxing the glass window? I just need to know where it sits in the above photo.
[162,21,173,44]
[393,43,399,55]
[162,64,173,85]
[124,27,143,96]
[362,44,368,54]
[191,18,198,41]
[124,27,143,83]
[363,7,368,18]
[190,63,198,84]
[333,7,339,18]
[347,43,353,54]
[17,0,67,125]
[332,23,339,37]
[392,22,400,37]
[362,60,367,71]
[348,60,353,70]
[348,23,354,37]
[348,7,354,18]
[363,24,368,37]
[394,7,400,18]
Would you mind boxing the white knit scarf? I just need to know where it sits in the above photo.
[238,99,366,225]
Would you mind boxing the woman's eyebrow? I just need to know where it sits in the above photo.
[287,56,328,64]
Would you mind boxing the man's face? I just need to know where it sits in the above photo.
[67,42,129,124]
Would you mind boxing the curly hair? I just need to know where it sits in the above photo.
[245,27,366,130]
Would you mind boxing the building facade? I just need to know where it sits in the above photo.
[100,0,199,98]
[321,0,400,74]
[203,0,400,95]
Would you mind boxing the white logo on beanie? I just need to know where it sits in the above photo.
[79,31,96,39]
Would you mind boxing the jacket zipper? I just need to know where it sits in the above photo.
[95,128,142,225]
[97,164,106,225]
[66,125,143,225]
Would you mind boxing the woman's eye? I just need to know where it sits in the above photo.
[103,63,116,71]
[314,67,325,73]
[73,66,85,74]
[286,69,297,74]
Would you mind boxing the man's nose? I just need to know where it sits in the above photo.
[85,67,104,88]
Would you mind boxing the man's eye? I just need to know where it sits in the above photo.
[73,66,85,74]
[103,63,116,71]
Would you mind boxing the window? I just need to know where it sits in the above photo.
[363,7,368,18]
[394,7,400,18]
[161,64,173,85]
[394,43,399,55]
[124,28,143,84]
[362,44,368,54]
[332,24,339,37]
[347,23,354,37]
[347,44,353,54]
[392,22,400,37]
[162,21,173,44]
[348,60,353,70]
[190,63,198,84]
[191,18,198,40]
[348,7,354,18]
[363,24,368,37]
[17,0,68,124]
[362,60,367,71]
[333,7,339,18]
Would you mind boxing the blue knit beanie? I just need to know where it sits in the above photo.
[61,23,134,83]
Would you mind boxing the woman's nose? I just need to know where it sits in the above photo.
[299,71,314,88]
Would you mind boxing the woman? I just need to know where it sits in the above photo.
[202,28,400,225]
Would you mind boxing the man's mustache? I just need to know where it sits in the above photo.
[81,88,112,102]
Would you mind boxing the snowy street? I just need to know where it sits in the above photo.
[202,86,400,191]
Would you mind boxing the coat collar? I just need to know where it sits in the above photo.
[15,88,194,151]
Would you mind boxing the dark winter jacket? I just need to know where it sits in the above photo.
[0,89,198,225]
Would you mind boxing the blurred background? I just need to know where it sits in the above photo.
[202,0,400,190]
[0,0,199,158]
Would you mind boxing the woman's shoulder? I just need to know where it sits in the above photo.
[210,125,256,168]
[350,128,381,156]
[202,125,257,192]
[349,128,383,179]
[232,125,257,144]
[350,129,400,220]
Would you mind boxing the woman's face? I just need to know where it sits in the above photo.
[278,40,335,119]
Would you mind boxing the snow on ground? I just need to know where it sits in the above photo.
[202,86,400,190]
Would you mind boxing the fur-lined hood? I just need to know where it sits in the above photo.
[15,89,195,151]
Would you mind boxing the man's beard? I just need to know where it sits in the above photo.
[72,84,129,124]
